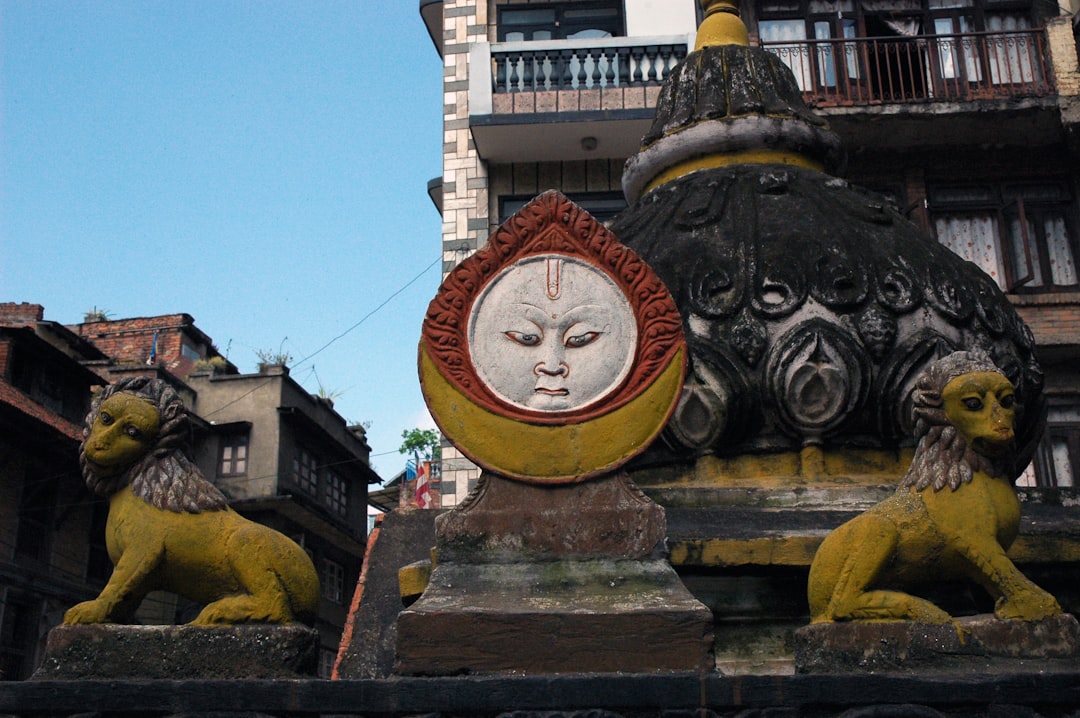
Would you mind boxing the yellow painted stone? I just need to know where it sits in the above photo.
[806,368,1062,624]
[66,384,320,626]
[399,561,434,601]
[420,342,686,482]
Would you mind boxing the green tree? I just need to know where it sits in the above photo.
[399,428,440,461]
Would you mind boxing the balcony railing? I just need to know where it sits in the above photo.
[762,29,1052,107]
[490,36,690,93]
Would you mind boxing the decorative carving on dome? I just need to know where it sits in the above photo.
[609,166,1044,470]
[813,242,870,309]
[925,266,977,322]
[752,264,807,319]
[855,304,898,361]
[767,320,869,442]
[728,310,767,366]
[666,376,728,450]
[875,257,922,314]
[690,263,746,320]
[876,331,957,442]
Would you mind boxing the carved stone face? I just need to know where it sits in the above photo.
[84,393,161,476]
[468,255,637,411]
[942,371,1016,456]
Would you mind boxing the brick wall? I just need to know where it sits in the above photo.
[0,302,44,326]
[1013,293,1080,348]
[1047,17,1080,98]
[73,315,209,380]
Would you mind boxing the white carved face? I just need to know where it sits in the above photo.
[468,255,637,411]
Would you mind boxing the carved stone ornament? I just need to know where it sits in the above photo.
[420,191,686,483]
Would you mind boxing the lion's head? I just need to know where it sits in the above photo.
[82,376,227,513]
[901,351,1015,492]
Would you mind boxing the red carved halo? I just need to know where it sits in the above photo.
[422,191,685,426]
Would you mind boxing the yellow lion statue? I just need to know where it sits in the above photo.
[65,376,320,626]
[807,351,1062,624]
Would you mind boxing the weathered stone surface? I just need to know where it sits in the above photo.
[435,472,666,562]
[394,472,712,675]
[396,559,714,675]
[794,613,1080,673]
[335,509,443,679]
[32,623,318,679]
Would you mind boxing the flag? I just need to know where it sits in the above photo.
[147,331,159,365]
[414,460,431,509]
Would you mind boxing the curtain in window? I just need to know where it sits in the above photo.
[934,213,1006,289]
[760,20,812,90]
[1044,214,1078,286]
[934,16,981,82]
[1051,437,1076,487]
[986,14,1036,85]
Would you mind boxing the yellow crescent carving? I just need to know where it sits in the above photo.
[419,341,686,483]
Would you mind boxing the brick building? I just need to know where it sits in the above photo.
[0,303,108,680]
[419,0,1080,502]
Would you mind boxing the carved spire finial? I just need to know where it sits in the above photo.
[696,0,748,49]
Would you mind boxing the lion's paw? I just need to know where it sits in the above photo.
[995,591,1063,622]
[64,600,112,625]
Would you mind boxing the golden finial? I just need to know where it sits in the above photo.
[696,0,749,49]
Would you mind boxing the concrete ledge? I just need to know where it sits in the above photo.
[32,623,318,680]
[795,614,1080,674]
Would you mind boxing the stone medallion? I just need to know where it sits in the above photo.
[420,191,685,483]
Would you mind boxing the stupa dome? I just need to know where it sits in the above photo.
[612,0,1043,484]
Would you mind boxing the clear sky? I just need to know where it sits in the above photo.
[1,1,445,479]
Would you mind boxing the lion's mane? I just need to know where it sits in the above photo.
[900,351,1008,492]
[82,376,228,513]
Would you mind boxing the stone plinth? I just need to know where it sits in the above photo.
[393,473,714,675]
[795,614,1080,673]
[33,623,318,680]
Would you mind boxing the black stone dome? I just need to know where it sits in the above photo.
[611,162,1044,479]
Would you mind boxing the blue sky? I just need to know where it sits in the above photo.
[1,1,445,478]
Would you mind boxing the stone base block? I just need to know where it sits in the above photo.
[395,559,714,675]
[795,613,1080,673]
[33,623,318,680]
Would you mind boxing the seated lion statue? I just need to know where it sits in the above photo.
[65,376,320,626]
[807,351,1062,624]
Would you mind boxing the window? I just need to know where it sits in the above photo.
[929,182,1078,293]
[1032,405,1080,487]
[15,474,56,563]
[324,471,348,517]
[497,2,623,42]
[321,559,345,604]
[218,433,249,477]
[292,447,319,495]
[0,597,40,681]
[318,648,337,679]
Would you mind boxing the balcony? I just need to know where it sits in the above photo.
[761,28,1064,150]
[468,35,691,162]
[762,29,1053,107]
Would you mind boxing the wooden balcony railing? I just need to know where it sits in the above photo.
[762,29,1052,107]
[491,38,689,93]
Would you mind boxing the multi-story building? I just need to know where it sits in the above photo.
[420,0,1080,503]
[421,0,702,504]
[0,303,108,680]
[73,314,381,677]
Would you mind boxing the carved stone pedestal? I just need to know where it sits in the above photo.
[394,473,714,675]
[32,623,319,680]
[795,613,1080,673]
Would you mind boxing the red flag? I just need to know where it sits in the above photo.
[414,460,431,508]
